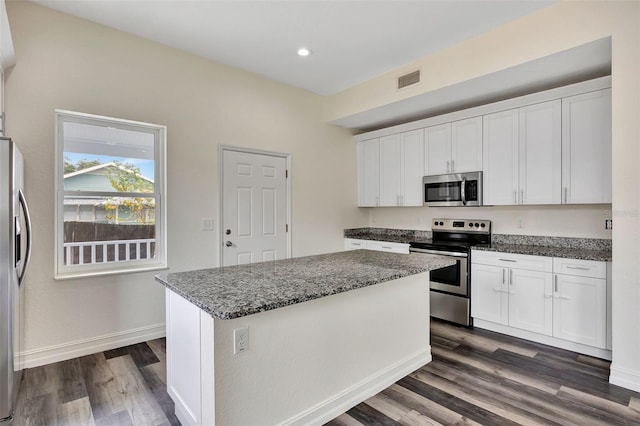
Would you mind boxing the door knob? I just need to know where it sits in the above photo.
[225,241,233,247]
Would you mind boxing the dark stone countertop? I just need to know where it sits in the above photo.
[472,244,611,262]
[155,250,455,320]
[344,232,413,244]
[344,228,612,262]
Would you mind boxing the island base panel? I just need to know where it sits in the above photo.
[166,272,431,425]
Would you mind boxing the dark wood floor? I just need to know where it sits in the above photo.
[12,320,640,425]
[13,338,179,426]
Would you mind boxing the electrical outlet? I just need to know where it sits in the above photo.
[517,218,525,229]
[605,219,613,230]
[234,327,249,354]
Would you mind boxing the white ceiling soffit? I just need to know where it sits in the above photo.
[333,38,612,132]
[30,0,555,96]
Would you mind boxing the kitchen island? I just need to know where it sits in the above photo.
[155,249,454,426]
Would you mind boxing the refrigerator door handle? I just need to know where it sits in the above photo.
[18,189,32,286]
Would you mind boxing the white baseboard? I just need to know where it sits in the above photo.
[19,323,166,368]
[610,364,640,392]
[284,348,432,426]
[473,319,612,360]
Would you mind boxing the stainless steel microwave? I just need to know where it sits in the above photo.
[423,171,483,207]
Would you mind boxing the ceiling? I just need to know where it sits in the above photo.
[30,0,556,96]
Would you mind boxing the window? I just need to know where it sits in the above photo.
[55,110,167,279]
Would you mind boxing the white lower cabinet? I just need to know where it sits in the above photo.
[471,252,552,336]
[471,250,610,358]
[470,264,509,324]
[344,238,368,251]
[509,268,553,336]
[344,238,409,254]
[552,258,608,349]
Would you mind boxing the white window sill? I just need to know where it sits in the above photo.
[54,264,169,280]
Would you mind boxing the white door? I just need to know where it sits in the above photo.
[222,149,288,266]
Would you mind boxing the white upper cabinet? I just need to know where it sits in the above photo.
[483,109,519,205]
[424,123,451,176]
[561,89,612,204]
[355,77,611,208]
[483,100,561,206]
[425,117,482,176]
[357,129,424,207]
[451,117,483,174]
[519,101,562,205]
[379,134,402,206]
[357,139,380,207]
[400,129,425,206]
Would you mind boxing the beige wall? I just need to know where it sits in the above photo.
[5,1,367,363]
[327,1,640,390]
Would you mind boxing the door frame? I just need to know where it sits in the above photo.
[218,145,292,266]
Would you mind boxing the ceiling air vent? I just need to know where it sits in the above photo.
[397,69,421,90]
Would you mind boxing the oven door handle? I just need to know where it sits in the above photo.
[410,248,468,258]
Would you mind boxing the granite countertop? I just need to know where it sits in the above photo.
[344,228,432,244]
[344,228,612,262]
[472,244,611,262]
[345,232,413,244]
[155,250,455,320]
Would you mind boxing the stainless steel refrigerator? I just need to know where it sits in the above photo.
[0,137,31,423]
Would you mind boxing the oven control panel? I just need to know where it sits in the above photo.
[432,218,491,233]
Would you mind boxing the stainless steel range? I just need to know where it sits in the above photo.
[409,218,491,326]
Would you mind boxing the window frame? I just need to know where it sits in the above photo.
[54,110,167,279]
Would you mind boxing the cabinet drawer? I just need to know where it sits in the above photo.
[471,250,552,272]
[344,238,367,251]
[366,240,410,254]
[553,258,606,279]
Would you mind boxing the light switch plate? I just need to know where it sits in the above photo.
[201,218,214,231]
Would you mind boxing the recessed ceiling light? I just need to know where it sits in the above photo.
[297,48,312,57]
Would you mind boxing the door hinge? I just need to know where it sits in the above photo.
[286,224,289,232]
[285,170,288,178]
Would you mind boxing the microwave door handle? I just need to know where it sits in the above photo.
[17,189,32,286]
[461,177,467,206]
